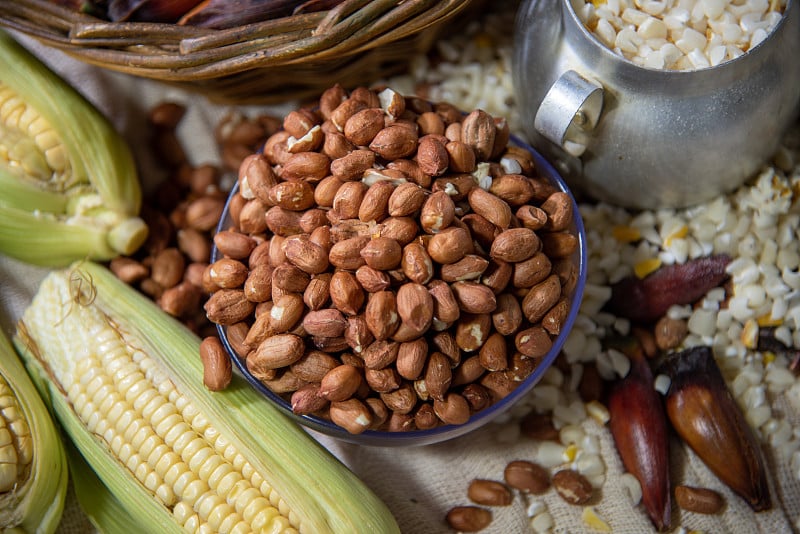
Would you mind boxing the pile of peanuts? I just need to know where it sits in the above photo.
[203,83,582,434]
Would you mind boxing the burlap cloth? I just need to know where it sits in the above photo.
[1,21,798,534]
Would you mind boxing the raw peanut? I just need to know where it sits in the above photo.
[427,227,471,264]
[489,173,536,207]
[151,247,185,289]
[490,228,541,263]
[440,255,489,283]
[491,117,510,160]
[283,235,329,274]
[262,130,292,166]
[461,109,496,160]
[268,293,305,333]
[480,370,517,401]
[291,384,328,415]
[329,235,370,270]
[159,282,201,318]
[542,298,570,336]
[445,506,492,532]
[365,397,390,429]
[479,332,508,371]
[344,108,384,146]
[451,355,486,386]
[330,219,372,242]
[416,135,449,176]
[396,338,428,380]
[290,350,340,382]
[329,271,365,316]
[360,237,402,270]
[378,87,405,118]
[552,469,593,505]
[237,198,268,234]
[204,289,255,325]
[350,87,381,107]
[363,340,400,370]
[515,326,553,359]
[542,191,574,231]
[312,335,350,353]
[200,336,232,391]
[110,257,149,284]
[520,411,560,441]
[331,149,376,181]
[424,351,452,401]
[451,281,497,314]
[482,259,513,295]
[281,151,330,182]
[282,109,318,139]
[414,403,439,430]
[380,382,417,414]
[674,485,724,514]
[226,322,251,358]
[322,131,355,160]
[365,367,402,393]
[431,174,476,201]
[319,364,363,401]
[208,258,248,289]
[388,182,427,217]
[314,175,345,207]
[308,224,332,250]
[446,141,476,173]
[467,187,512,229]
[177,228,211,263]
[461,213,498,251]
[355,265,391,292]
[248,240,271,268]
[513,252,552,288]
[320,84,347,119]
[507,351,539,382]
[521,274,562,324]
[455,313,492,352]
[540,231,579,258]
[416,111,445,136]
[332,181,367,220]
[298,208,328,234]
[240,153,278,203]
[184,262,207,289]
[395,282,434,332]
[251,333,306,369]
[330,97,368,131]
[504,460,550,494]
[344,314,374,355]
[428,279,461,324]
[267,235,287,267]
[387,159,430,188]
[386,412,415,432]
[433,392,470,425]
[516,204,548,230]
[444,121,462,142]
[358,179,394,222]
[430,330,460,365]
[369,125,418,160]
[272,263,310,292]
[433,101,462,124]
[365,291,400,340]
[243,313,275,348]
[265,206,303,236]
[268,180,315,211]
[329,398,372,434]
[303,272,332,310]
[244,263,272,303]
[185,196,225,232]
[302,308,347,338]
[379,216,420,245]
[260,369,307,394]
[462,383,492,412]
[467,479,513,506]
[401,242,434,285]
[213,230,256,259]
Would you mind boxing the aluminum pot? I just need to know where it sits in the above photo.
[512,0,800,209]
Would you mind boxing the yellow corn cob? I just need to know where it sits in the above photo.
[14,261,400,534]
[0,325,68,533]
[0,30,147,266]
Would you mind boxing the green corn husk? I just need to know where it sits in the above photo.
[14,261,401,534]
[0,325,68,534]
[0,30,147,266]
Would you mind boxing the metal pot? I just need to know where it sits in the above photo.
[512,0,800,209]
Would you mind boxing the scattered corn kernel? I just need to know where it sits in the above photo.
[585,400,610,425]
[634,258,663,279]
[564,443,579,462]
[612,225,641,243]
[740,318,759,349]
[582,506,612,532]
[663,224,688,247]
[619,472,642,506]
[757,314,783,327]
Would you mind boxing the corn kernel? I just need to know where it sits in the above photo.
[757,314,782,327]
[582,506,612,532]
[740,318,759,349]
[663,224,688,247]
[586,400,610,425]
[611,225,641,243]
[762,352,776,366]
[564,443,579,462]
[634,258,662,279]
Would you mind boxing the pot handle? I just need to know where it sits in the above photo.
[534,70,604,157]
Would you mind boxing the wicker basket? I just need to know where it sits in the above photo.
[0,0,485,104]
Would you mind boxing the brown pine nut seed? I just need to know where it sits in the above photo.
[467,479,513,506]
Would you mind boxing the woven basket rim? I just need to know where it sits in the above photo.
[0,0,475,81]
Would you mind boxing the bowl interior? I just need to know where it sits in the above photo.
[213,135,587,447]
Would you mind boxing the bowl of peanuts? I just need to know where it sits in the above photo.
[207,84,587,446]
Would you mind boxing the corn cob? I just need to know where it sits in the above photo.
[0,325,68,533]
[14,261,401,534]
[0,30,147,266]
